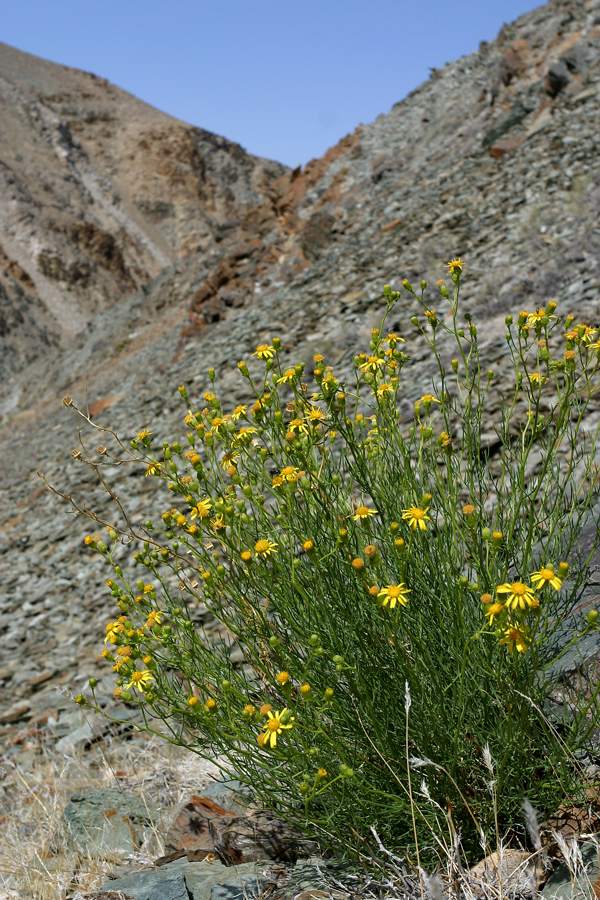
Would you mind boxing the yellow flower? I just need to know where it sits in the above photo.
[402,506,431,531]
[252,343,275,360]
[143,584,154,594]
[360,356,381,373]
[276,368,295,385]
[280,466,299,481]
[231,405,247,419]
[235,426,258,442]
[220,451,239,470]
[527,308,557,325]
[378,584,410,609]
[499,625,530,654]
[384,332,405,343]
[353,505,377,522]
[529,373,547,386]
[420,393,440,404]
[288,418,308,435]
[530,566,562,591]
[203,392,216,402]
[190,498,212,520]
[307,407,327,425]
[145,462,161,476]
[240,550,252,562]
[211,515,226,531]
[496,581,536,611]
[377,383,393,398]
[145,610,162,627]
[104,622,119,644]
[126,670,154,693]
[446,258,464,274]
[485,602,505,625]
[255,538,278,557]
[276,671,289,685]
[137,429,152,441]
[261,708,294,748]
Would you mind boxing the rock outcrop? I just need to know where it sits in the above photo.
[0,41,287,381]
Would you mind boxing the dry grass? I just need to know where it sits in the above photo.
[0,725,221,900]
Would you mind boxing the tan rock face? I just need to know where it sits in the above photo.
[0,41,287,381]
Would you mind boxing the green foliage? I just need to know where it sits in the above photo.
[63,262,600,863]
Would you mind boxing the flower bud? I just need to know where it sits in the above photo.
[89,678,97,689]
[558,562,569,578]
[410,316,419,327]
[505,315,513,326]
[273,337,281,351]
[482,527,491,541]
[238,361,249,376]
[440,285,450,298]
[587,610,599,625]
[383,284,391,297]
[221,679,231,693]
[487,370,493,381]
[492,531,502,548]
[269,635,280,648]
[402,279,412,291]
[309,634,319,647]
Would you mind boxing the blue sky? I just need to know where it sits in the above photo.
[3,1,543,168]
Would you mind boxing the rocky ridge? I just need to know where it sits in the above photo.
[0,41,287,383]
[1,0,600,763]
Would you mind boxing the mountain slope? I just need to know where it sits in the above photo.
[0,41,287,381]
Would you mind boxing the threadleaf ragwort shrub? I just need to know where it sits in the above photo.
[56,261,600,862]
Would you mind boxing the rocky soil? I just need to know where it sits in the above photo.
[1,0,600,792]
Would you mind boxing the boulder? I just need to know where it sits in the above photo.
[161,795,236,862]
[50,788,159,858]
[213,810,317,866]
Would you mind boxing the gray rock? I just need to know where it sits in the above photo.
[98,870,188,900]
[540,841,599,900]
[52,788,159,858]
[103,859,271,900]
[209,874,266,900]
[200,778,253,816]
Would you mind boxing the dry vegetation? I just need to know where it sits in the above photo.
[0,723,220,899]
